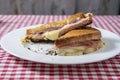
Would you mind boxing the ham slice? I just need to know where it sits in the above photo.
[55,40,100,49]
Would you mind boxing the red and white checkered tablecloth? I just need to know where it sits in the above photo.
[0,15,120,80]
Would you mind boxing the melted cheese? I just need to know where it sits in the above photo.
[56,41,104,56]
[43,24,71,40]
[21,38,30,42]
[57,46,85,56]
[44,30,60,40]
[57,47,95,56]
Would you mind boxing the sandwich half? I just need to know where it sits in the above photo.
[25,13,93,42]
[54,27,104,56]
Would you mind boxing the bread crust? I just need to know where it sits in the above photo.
[26,13,93,41]
[55,27,101,48]
[26,13,86,35]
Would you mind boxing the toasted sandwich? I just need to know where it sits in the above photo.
[25,13,93,42]
[54,27,104,56]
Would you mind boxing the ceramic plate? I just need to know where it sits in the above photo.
[1,25,120,64]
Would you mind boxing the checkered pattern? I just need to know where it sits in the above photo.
[0,15,120,80]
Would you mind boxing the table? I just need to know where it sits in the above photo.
[0,15,120,79]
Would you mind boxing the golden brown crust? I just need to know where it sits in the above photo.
[26,13,92,35]
[59,27,100,38]
[26,13,93,41]
[55,27,101,48]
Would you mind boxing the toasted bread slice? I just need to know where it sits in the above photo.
[26,13,86,35]
[26,13,93,41]
[54,27,104,56]
[55,27,101,48]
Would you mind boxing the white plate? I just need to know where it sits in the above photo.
[0,25,120,64]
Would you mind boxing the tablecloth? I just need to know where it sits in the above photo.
[0,15,120,80]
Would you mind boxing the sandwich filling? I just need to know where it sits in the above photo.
[55,40,104,56]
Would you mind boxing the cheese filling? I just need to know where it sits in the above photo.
[55,41,104,56]
[43,24,71,40]
[43,30,60,40]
